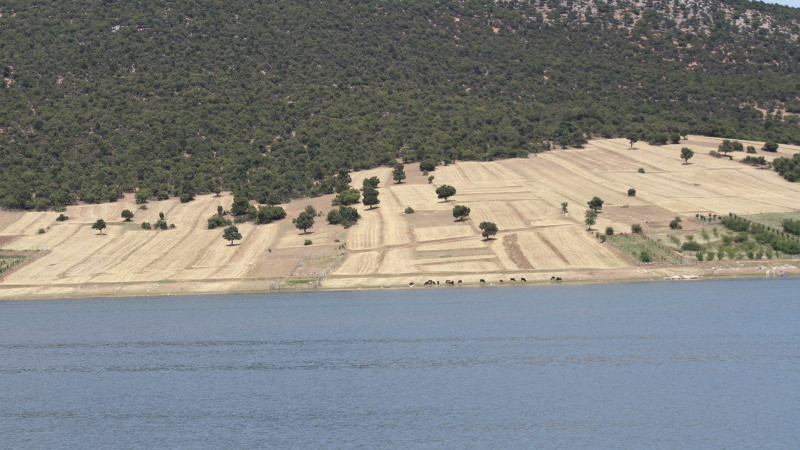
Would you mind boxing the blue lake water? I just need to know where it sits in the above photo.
[1,279,799,448]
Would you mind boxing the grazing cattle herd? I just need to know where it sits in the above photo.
[409,276,558,287]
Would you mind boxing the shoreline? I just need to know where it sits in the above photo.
[3,137,800,301]
[2,260,797,301]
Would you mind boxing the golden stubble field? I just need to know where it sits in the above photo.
[2,136,800,299]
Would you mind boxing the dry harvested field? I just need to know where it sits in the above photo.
[2,136,800,299]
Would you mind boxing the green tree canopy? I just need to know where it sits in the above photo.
[223,225,242,245]
[293,211,315,234]
[479,221,498,240]
[436,185,457,202]
[333,189,361,206]
[587,197,604,212]
[680,147,695,164]
[585,209,597,230]
[362,190,380,209]
[452,205,471,221]
[392,164,406,184]
[92,219,107,235]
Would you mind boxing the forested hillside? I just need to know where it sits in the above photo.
[2,0,800,209]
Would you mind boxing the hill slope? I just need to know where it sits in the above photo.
[2,136,800,299]
[1,0,800,209]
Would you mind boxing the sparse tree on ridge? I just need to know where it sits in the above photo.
[121,209,134,221]
[223,225,242,246]
[92,219,107,235]
[453,205,471,221]
[392,163,406,184]
[436,185,456,202]
[680,147,694,164]
[479,221,498,240]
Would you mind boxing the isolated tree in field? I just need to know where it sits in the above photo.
[293,211,315,234]
[561,202,568,215]
[121,209,134,221]
[680,147,694,164]
[92,219,107,235]
[626,132,638,149]
[428,175,435,184]
[436,185,456,202]
[587,196,604,212]
[479,221,498,240]
[627,188,636,197]
[452,205,471,221]
[222,225,242,246]
[585,209,597,230]
[392,163,406,184]
[362,189,380,209]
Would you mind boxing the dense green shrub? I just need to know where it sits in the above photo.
[741,156,767,165]
[256,205,287,224]
[782,219,800,236]
[681,241,702,251]
[207,214,232,229]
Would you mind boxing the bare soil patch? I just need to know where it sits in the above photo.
[502,234,534,269]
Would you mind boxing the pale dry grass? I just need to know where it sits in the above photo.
[4,136,800,299]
